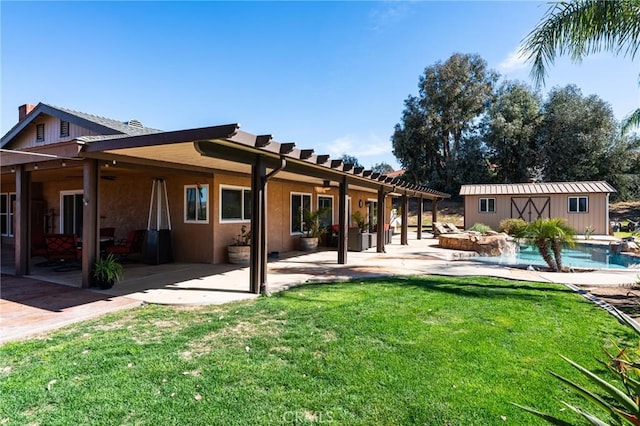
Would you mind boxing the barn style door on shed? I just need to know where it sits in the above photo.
[510,197,550,222]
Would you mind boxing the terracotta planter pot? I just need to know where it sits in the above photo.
[299,237,319,251]
[228,245,250,264]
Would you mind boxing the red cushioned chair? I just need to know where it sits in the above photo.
[99,227,116,251]
[44,234,81,271]
[106,229,146,260]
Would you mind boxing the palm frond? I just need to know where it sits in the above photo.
[521,0,640,87]
[622,108,640,134]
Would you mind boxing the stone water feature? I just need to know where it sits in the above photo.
[610,239,640,255]
[438,232,517,256]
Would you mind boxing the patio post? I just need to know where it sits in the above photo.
[401,193,408,245]
[260,157,285,293]
[15,165,30,276]
[432,198,439,227]
[417,196,423,240]
[376,187,386,253]
[250,155,265,295]
[81,159,99,288]
[260,178,267,290]
[338,175,348,264]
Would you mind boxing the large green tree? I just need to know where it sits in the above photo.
[371,162,395,175]
[537,84,617,182]
[392,53,498,193]
[455,135,494,185]
[483,81,542,183]
[597,132,640,200]
[340,154,362,168]
[521,0,640,132]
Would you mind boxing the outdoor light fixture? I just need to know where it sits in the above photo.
[10,167,15,173]
[61,161,66,167]
[34,163,39,170]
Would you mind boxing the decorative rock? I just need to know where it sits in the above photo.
[621,241,640,253]
[438,233,513,256]
[474,235,509,256]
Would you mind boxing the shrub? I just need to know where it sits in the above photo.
[469,223,492,234]
[499,218,528,236]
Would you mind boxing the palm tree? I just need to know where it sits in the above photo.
[519,219,558,271]
[546,218,577,271]
[520,0,640,132]
[519,218,576,272]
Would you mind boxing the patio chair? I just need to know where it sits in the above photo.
[44,234,81,271]
[99,227,116,251]
[106,229,146,260]
[446,222,462,233]
[432,222,451,237]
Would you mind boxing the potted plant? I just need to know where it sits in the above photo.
[92,253,124,289]
[352,210,367,233]
[348,210,371,251]
[228,225,251,264]
[299,208,323,251]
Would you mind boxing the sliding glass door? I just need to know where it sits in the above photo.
[60,191,83,237]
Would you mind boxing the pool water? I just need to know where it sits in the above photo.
[473,243,640,270]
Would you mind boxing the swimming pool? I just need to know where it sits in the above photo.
[473,243,640,270]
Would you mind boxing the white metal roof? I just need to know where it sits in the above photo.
[459,181,616,196]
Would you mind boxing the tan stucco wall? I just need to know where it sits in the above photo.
[210,173,389,263]
[25,166,215,263]
[4,163,394,264]
[463,193,609,234]
[164,173,214,263]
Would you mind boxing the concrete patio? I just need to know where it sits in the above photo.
[3,233,638,305]
[1,233,638,343]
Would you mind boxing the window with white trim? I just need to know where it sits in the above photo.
[291,193,311,234]
[0,193,16,236]
[318,195,333,228]
[479,198,496,213]
[220,186,251,222]
[184,184,209,223]
[568,196,588,213]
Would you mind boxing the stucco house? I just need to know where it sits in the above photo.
[459,181,616,234]
[1,103,449,293]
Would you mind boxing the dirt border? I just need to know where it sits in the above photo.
[577,284,640,319]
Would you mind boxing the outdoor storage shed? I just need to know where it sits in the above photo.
[459,181,616,235]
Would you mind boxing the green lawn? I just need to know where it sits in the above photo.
[0,276,633,425]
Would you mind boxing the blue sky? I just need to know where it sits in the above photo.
[2,1,637,169]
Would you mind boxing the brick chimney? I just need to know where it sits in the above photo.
[18,104,36,122]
